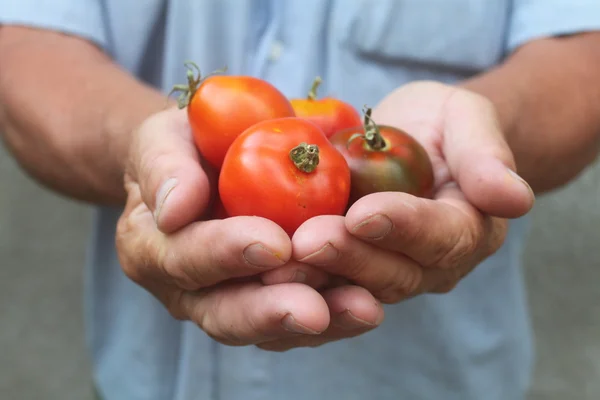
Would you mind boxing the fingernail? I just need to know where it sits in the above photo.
[281,314,321,334]
[154,178,178,224]
[243,243,285,268]
[333,309,378,330]
[298,243,339,265]
[289,270,307,283]
[351,214,393,239]
[507,169,535,199]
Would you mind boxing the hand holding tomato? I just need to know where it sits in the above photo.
[260,82,535,350]
[115,107,342,346]
[115,105,382,349]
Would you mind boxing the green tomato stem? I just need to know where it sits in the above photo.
[307,76,323,101]
[362,107,386,150]
[290,142,320,173]
[346,106,387,151]
[167,61,228,109]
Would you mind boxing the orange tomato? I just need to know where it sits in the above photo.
[219,117,351,236]
[291,77,363,138]
[170,62,295,168]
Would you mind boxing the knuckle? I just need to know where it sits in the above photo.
[437,224,482,269]
[431,280,458,294]
[194,295,245,346]
[206,331,243,346]
[483,218,508,257]
[115,219,147,285]
[163,290,188,321]
[424,233,457,267]
[430,264,473,294]
[159,247,182,280]
[160,250,202,290]
[342,249,373,281]
[376,264,423,304]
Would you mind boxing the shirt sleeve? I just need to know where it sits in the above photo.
[0,0,108,50]
[507,0,600,52]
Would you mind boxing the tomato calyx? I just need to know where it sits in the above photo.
[347,106,388,151]
[289,142,320,173]
[306,76,323,101]
[168,61,228,109]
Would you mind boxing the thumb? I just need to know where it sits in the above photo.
[127,107,211,233]
[443,91,535,218]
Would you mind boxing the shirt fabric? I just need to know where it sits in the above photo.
[2,1,599,399]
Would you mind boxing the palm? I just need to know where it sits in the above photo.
[371,81,532,217]
[281,80,535,306]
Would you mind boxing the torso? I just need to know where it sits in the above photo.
[86,2,534,399]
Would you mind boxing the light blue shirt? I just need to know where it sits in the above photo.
[2,1,599,399]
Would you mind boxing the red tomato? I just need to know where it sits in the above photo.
[330,107,435,205]
[170,62,295,168]
[291,76,363,138]
[219,117,351,236]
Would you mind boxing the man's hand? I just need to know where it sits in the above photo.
[115,107,383,348]
[263,81,535,304]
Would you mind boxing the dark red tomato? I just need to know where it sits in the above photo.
[291,77,363,138]
[219,117,351,236]
[170,62,295,169]
[330,107,435,205]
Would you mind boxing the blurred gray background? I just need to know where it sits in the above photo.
[1,142,598,400]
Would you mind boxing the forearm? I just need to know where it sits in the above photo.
[461,32,600,194]
[0,26,168,205]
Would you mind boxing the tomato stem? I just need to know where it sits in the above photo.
[289,142,320,173]
[307,76,322,101]
[168,61,228,109]
[362,107,386,150]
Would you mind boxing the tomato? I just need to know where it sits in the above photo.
[329,107,435,205]
[219,117,351,235]
[290,76,363,138]
[170,62,295,168]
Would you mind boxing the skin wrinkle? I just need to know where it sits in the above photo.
[375,261,423,303]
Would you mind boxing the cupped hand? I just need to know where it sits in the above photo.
[117,107,335,346]
[263,81,535,303]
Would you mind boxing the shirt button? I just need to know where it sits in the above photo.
[268,40,284,62]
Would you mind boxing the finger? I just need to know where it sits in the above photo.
[127,106,211,233]
[441,89,535,218]
[421,264,473,294]
[345,188,507,270]
[178,282,330,346]
[293,215,424,303]
[116,188,292,291]
[260,261,333,289]
[256,285,383,352]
